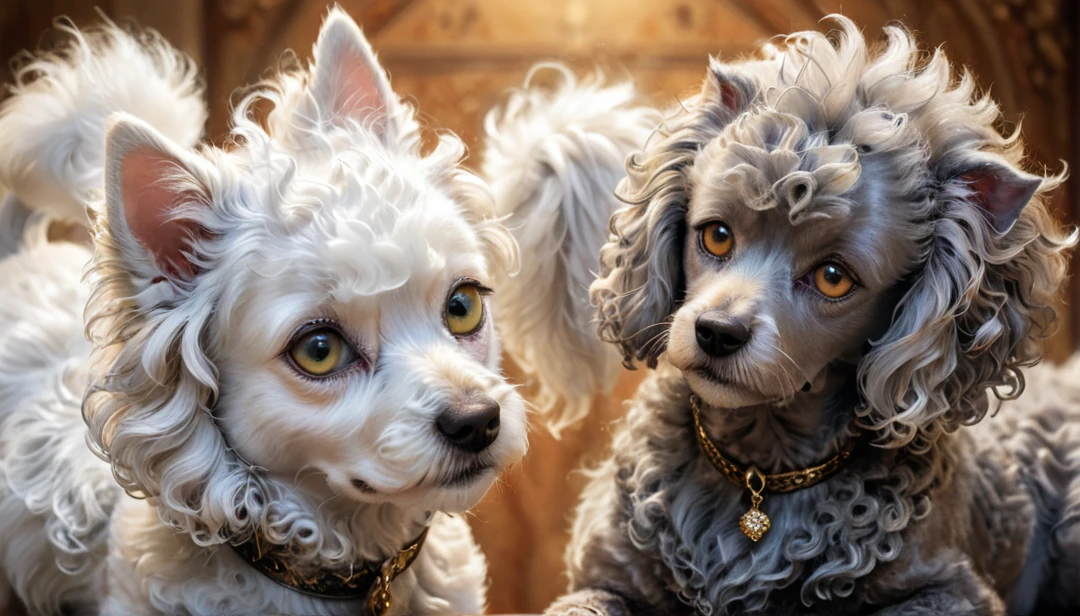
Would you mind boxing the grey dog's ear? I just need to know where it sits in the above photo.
[856,154,1073,449]
[703,57,755,116]
[591,163,684,369]
[590,62,755,368]
[950,153,1042,234]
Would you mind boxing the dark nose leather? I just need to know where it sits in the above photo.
[436,396,501,453]
[695,312,751,357]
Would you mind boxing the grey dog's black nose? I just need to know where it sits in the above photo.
[695,313,751,357]
[437,396,501,453]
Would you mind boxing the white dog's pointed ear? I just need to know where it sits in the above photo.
[104,115,212,281]
[951,154,1042,234]
[311,8,395,139]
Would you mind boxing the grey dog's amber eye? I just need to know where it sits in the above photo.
[701,222,734,258]
[813,263,856,299]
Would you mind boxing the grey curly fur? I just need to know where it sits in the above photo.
[555,16,1080,616]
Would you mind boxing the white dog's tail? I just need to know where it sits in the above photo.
[0,18,207,227]
[482,64,659,433]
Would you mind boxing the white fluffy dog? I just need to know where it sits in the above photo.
[0,9,526,615]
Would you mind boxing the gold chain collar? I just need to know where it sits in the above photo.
[232,526,428,615]
[690,395,858,542]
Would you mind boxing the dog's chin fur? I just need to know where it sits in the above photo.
[480,15,1080,616]
[0,10,526,616]
[683,371,781,409]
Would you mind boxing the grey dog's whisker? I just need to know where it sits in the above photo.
[769,342,811,385]
[626,318,674,339]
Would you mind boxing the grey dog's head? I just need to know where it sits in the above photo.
[591,18,1075,449]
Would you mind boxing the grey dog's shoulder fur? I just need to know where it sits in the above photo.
[563,362,1080,615]
[978,359,1080,613]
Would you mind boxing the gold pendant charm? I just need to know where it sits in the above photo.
[739,505,770,541]
[739,466,771,542]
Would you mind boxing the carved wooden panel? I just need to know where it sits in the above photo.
[0,1,1075,614]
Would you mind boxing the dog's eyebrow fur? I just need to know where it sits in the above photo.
[690,100,930,229]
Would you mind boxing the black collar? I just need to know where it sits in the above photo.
[232,526,429,615]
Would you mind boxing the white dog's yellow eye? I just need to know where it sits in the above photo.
[446,284,484,336]
[289,329,349,376]
[813,263,856,299]
[701,222,734,258]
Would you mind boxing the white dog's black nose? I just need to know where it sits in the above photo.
[695,313,751,357]
[437,396,501,453]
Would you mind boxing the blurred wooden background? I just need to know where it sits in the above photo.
[1,1,1076,614]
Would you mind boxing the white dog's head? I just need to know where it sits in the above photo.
[85,9,525,558]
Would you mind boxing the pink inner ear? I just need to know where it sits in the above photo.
[959,168,1039,233]
[120,147,202,279]
[328,47,388,132]
[959,171,1000,210]
[719,82,740,111]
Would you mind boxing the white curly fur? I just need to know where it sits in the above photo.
[0,9,526,615]
[0,18,206,226]
[0,239,108,615]
[482,64,659,432]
